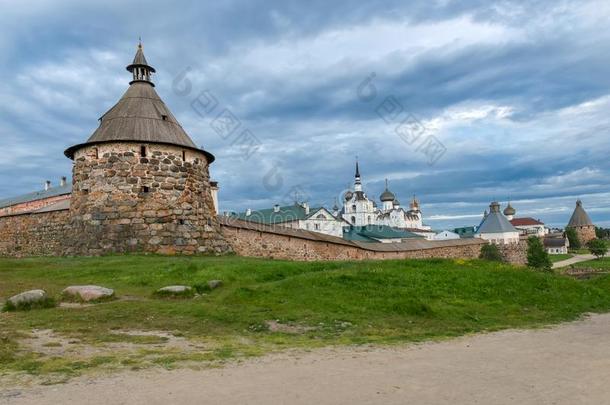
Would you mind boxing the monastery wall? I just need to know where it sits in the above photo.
[497,238,528,265]
[0,208,529,266]
[0,210,71,257]
[219,218,495,262]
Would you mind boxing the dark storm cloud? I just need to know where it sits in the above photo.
[1,0,609,228]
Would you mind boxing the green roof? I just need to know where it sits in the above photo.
[343,225,424,242]
[453,226,476,237]
[231,204,326,224]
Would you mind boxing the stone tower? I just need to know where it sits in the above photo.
[64,42,231,255]
[566,199,596,244]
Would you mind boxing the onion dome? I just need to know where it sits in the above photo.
[380,179,395,202]
[393,198,400,207]
[503,202,516,216]
[409,195,420,211]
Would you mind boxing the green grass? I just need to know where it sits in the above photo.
[2,255,610,380]
[571,257,610,270]
[549,254,573,263]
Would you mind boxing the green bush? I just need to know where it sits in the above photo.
[587,239,608,259]
[527,236,552,271]
[566,227,581,250]
[479,243,504,262]
[192,283,211,294]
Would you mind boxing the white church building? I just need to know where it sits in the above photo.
[341,162,433,238]
[233,161,432,239]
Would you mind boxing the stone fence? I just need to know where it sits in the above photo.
[218,217,489,262]
[0,209,71,257]
[0,206,529,265]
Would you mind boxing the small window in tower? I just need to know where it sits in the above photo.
[93,147,99,159]
[161,115,168,121]
[141,186,150,193]
[82,188,89,195]
[182,150,186,161]
[140,145,147,157]
[178,219,185,225]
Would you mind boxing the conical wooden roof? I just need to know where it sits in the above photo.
[65,43,214,162]
[567,200,593,227]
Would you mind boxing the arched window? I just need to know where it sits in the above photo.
[367,216,371,224]
[316,214,325,220]
[351,216,356,224]
[351,204,356,212]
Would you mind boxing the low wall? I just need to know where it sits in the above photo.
[219,218,488,262]
[0,209,71,257]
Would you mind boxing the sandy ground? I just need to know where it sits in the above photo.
[2,313,610,405]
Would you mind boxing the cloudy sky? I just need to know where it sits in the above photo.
[1,0,609,229]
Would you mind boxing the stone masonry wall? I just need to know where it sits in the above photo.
[221,223,488,262]
[570,225,596,245]
[498,238,528,266]
[0,210,71,257]
[0,207,530,265]
[68,142,231,255]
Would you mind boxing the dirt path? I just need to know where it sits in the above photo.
[552,253,595,268]
[3,313,610,405]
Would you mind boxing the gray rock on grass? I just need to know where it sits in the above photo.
[157,285,192,294]
[62,285,114,302]
[7,289,49,308]
[207,280,223,290]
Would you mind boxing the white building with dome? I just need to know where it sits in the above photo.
[341,162,433,237]
[235,161,432,239]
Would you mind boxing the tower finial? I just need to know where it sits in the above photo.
[126,40,156,86]
[353,158,362,191]
[385,178,388,190]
